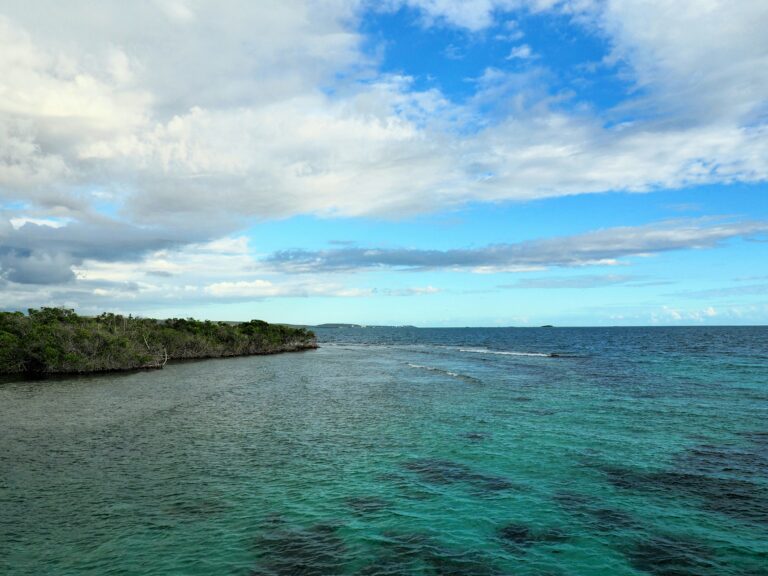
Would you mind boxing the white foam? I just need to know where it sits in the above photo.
[459,348,550,357]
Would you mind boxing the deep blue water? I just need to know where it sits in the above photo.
[1,326,767,575]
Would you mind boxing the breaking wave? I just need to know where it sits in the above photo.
[459,347,554,357]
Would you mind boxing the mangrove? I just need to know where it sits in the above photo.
[0,307,317,375]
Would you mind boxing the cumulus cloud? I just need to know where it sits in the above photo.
[0,0,767,309]
[598,0,768,124]
[0,214,203,285]
[1,0,766,225]
[506,44,533,60]
[266,218,768,273]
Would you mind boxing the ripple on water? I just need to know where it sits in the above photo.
[359,532,502,576]
[345,495,389,515]
[553,491,641,533]
[250,520,347,576]
[461,431,491,442]
[402,458,517,494]
[627,534,716,576]
[497,522,569,551]
[600,463,768,526]
[2,326,767,574]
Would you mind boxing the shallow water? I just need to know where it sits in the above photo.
[1,327,767,575]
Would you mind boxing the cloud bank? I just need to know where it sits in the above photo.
[267,218,768,273]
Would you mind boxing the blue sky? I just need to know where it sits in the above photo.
[1,1,767,325]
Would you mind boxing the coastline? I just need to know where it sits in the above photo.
[0,308,317,377]
[1,342,319,379]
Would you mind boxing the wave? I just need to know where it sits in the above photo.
[459,347,554,357]
[322,342,572,359]
[407,363,482,383]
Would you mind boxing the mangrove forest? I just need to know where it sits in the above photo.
[0,307,317,375]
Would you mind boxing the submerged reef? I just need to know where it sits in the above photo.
[0,307,317,375]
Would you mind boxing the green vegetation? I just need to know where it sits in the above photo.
[0,308,317,375]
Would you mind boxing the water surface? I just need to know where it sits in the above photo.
[1,327,766,575]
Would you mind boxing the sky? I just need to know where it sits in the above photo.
[0,0,767,327]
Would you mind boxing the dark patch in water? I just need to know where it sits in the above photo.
[627,535,715,576]
[498,523,568,550]
[425,549,501,576]
[529,409,557,416]
[163,498,229,518]
[588,508,639,531]
[359,532,501,576]
[510,396,533,402]
[678,444,768,478]
[476,477,517,492]
[462,431,491,441]
[552,491,592,508]
[738,430,768,444]
[346,496,389,515]
[251,521,347,575]
[377,472,408,483]
[403,459,473,484]
[601,465,768,526]
[553,491,640,532]
[402,458,516,493]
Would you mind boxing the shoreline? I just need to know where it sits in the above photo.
[0,308,318,377]
[0,342,319,380]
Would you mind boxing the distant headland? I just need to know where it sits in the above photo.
[0,308,317,376]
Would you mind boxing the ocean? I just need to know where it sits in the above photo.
[1,326,766,575]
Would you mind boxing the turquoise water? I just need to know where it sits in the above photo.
[1,327,766,575]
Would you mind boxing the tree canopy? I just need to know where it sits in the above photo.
[0,308,316,375]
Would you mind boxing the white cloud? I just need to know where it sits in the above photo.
[383,285,442,296]
[204,280,282,298]
[265,218,768,273]
[599,0,768,124]
[385,1,572,31]
[1,0,766,228]
[204,280,371,299]
[506,44,533,59]
[9,217,68,229]
[0,0,766,309]
[650,304,721,324]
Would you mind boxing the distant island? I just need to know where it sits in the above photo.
[0,308,317,376]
